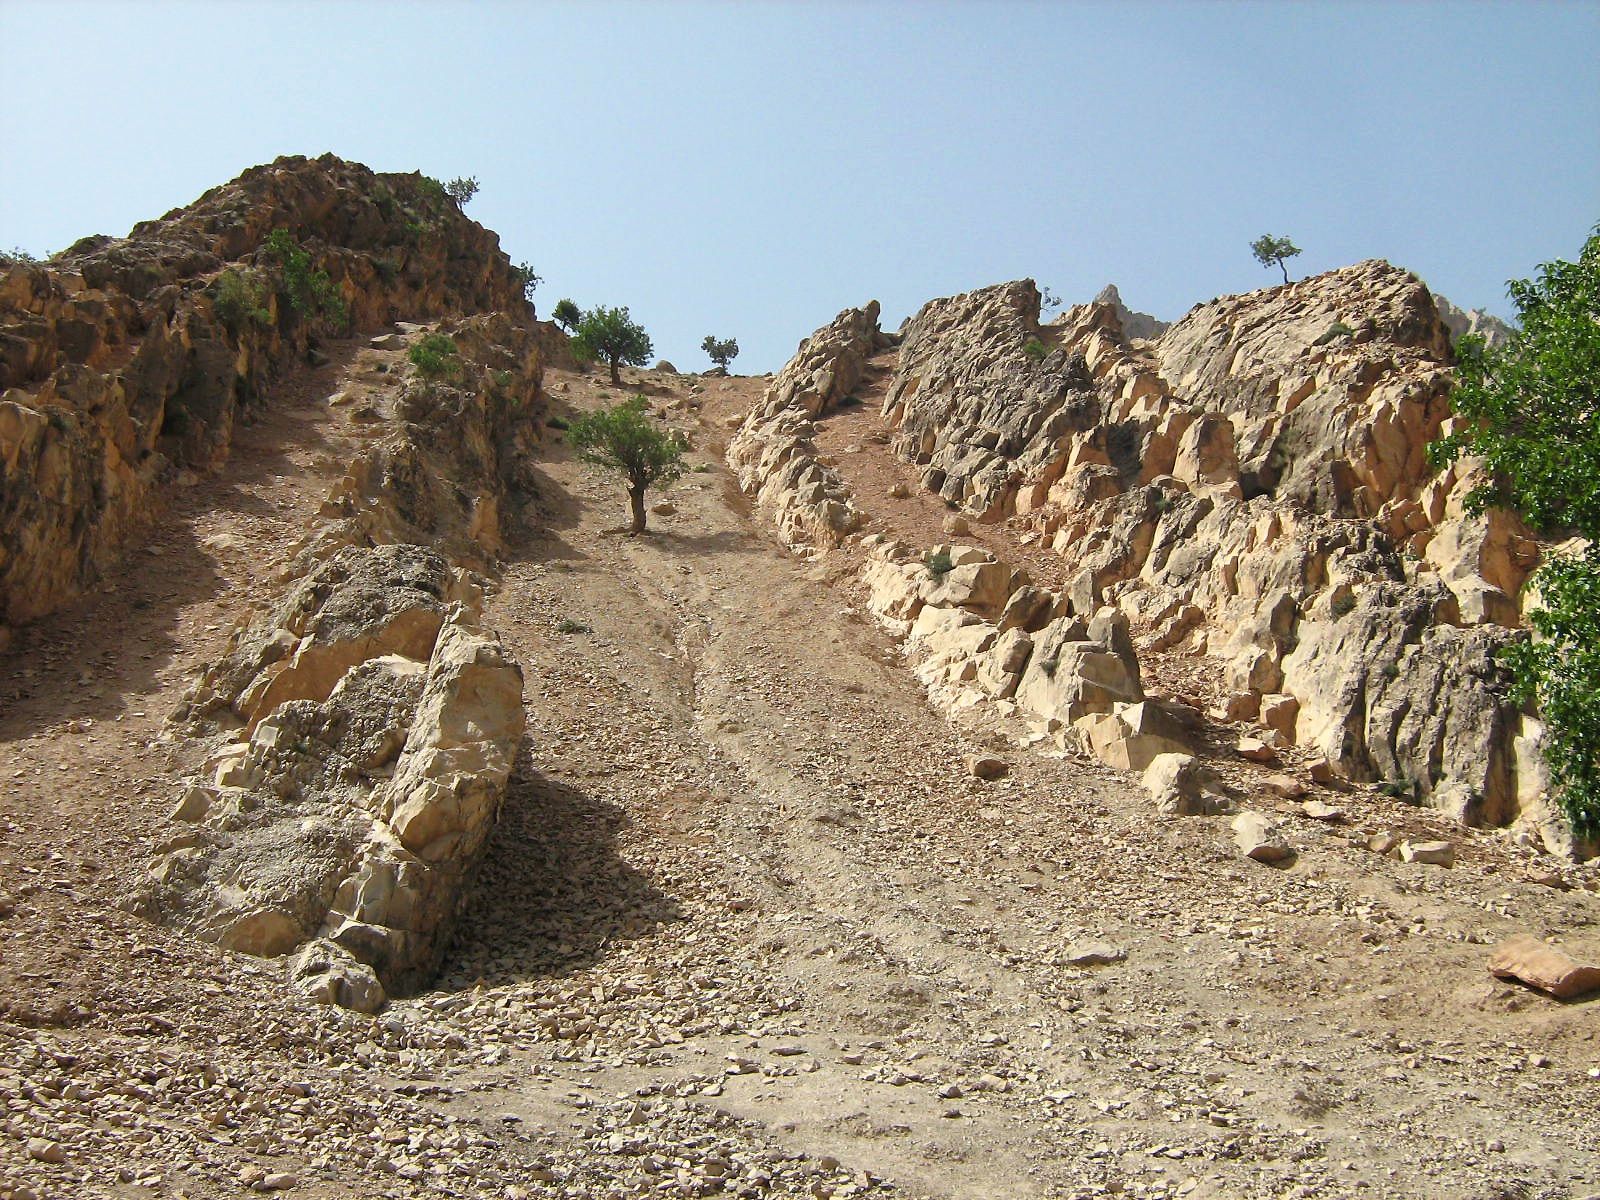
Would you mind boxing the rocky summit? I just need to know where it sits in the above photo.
[2,156,1597,1200]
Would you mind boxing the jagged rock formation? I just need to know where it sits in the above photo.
[743,264,1581,857]
[1432,290,1514,348]
[726,302,891,546]
[0,153,531,640]
[1093,284,1169,341]
[129,311,543,1005]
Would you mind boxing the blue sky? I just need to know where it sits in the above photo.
[3,1,1597,372]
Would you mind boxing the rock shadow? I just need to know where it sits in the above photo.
[440,746,682,988]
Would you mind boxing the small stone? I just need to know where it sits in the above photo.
[1232,811,1293,864]
[1399,839,1455,867]
[651,500,676,516]
[1308,757,1336,784]
[943,514,971,536]
[1236,735,1276,763]
[770,1045,806,1057]
[1488,936,1600,999]
[887,482,911,499]
[255,1174,298,1192]
[1063,941,1127,967]
[27,1138,66,1164]
[967,754,1009,781]
[1367,830,1400,855]
[938,1083,964,1099]
[1263,773,1308,800]
[1301,800,1345,822]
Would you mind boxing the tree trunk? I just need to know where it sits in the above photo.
[628,484,647,535]
[1278,261,1290,285]
[609,356,621,386]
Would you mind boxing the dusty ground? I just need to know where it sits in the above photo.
[2,350,1598,1200]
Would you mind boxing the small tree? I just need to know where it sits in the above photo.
[1430,225,1600,839]
[407,332,461,379]
[1250,234,1302,285]
[510,261,541,303]
[551,298,581,333]
[701,335,739,372]
[567,395,687,534]
[572,305,653,385]
[445,176,479,207]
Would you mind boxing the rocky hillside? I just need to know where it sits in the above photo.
[731,264,1584,858]
[0,153,528,638]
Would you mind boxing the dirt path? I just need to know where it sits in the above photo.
[3,358,1597,1200]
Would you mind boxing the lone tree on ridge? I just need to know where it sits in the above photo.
[1250,234,1302,285]
[551,298,581,333]
[572,305,653,385]
[567,395,687,535]
[445,176,479,207]
[701,335,739,373]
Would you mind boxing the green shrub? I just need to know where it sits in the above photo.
[555,617,592,635]
[551,298,581,333]
[261,229,347,329]
[1023,338,1047,362]
[1,246,38,266]
[1314,320,1354,346]
[445,176,479,207]
[510,261,541,303]
[211,268,272,334]
[408,332,461,379]
[546,414,570,431]
[416,176,450,210]
[926,548,954,579]
[1429,225,1600,838]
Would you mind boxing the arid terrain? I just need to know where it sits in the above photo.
[2,158,1597,1200]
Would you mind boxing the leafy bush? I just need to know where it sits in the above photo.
[555,617,592,635]
[408,332,461,379]
[1429,225,1600,838]
[546,414,570,431]
[1314,320,1354,346]
[416,176,450,210]
[211,268,272,334]
[1022,338,1047,362]
[926,548,954,579]
[445,176,479,207]
[261,229,347,329]
[567,395,687,534]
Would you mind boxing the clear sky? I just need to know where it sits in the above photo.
[3,1,1597,372]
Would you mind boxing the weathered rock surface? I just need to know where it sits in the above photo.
[862,264,1569,853]
[1488,935,1600,999]
[726,302,889,547]
[0,153,541,638]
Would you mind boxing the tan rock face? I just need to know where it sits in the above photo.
[726,302,888,548]
[1,152,534,635]
[859,265,1573,855]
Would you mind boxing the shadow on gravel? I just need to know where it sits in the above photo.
[651,528,754,557]
[441,745,683,988]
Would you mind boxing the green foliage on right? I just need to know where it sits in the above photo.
[445,176,479,207]
[408,332,461,380]
[262,229,347,329]
[566,395,687,534]
[701,335,739,371]
[571,305,654,385]
[551,298,581,333]
[1430,225,1600,838]
[1250,233,1302,284]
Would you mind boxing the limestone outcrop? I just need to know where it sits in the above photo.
[865,264,1566,848]
[1,153,535,640]
[125,210,547,1003]
[726,302,890,547]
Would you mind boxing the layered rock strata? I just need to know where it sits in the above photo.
[749,264,1578,856]
[132,306,544,1004]
[1,153,530,638]
[725,302,891,547]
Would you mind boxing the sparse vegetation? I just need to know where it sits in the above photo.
[261,229,347,329]
[407,332,461,380]
[926,548,955,579]
[1250,233,1302,285]
[702,335,739,372]
[1022,338,1047,362]
[210,268,272,334]
[571,305,654,386]
[566,395,687,534]
[510,262,541,303]
[445,176,479,207]
[551,298,581,333]
[1314,320,1354,346]
[546,414,570,431]
[555,617,593,635]
[1,246,39,266]
[1430,226,1600,839]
